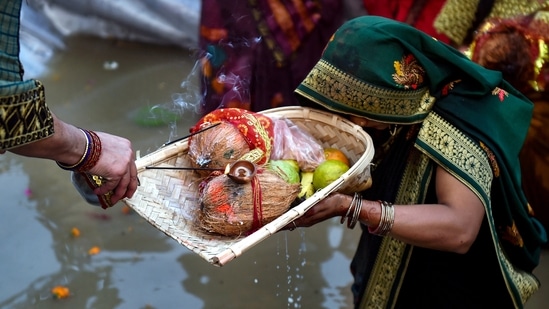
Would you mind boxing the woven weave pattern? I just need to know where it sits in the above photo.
[0,81,54,150]
[124,106,374,266]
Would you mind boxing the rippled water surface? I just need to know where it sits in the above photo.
[0,36,359,309]
[1,35,547,309]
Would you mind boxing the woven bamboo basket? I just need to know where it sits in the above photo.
[124,106,374,266]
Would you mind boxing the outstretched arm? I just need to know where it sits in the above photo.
[288,166,485,254]
[7,112,138,204]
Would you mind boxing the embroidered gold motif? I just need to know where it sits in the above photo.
[361,112,539,308]
[492,87,509,101]
[392,54,425,89]
[417,112,493,197]
[502,221,525,247]
[297,60,435,124]
[0,80,54,150]
[417,113,537,307]
[498,246,540,305]
[531,38,548,91]
[362,150,431,308]
[241,112,272,159]
[441,79,462,96]
[434,0,546,45]
[479,141,501,177]
[239,148,265,164]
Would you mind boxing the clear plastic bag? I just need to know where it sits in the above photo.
[270,117,325,172]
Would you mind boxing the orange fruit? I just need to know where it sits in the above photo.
[324,148,350,167]
[313,160,350,190]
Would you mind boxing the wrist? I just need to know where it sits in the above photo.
[368,201,395,236]
[340,193,363,229]
[56,128,89,168]
[56,128,102,172]
[363,200,382,227]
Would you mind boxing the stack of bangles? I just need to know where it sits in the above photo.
[56,128,102,172]
[341,192,363,229]
[368,200,395,236]
[340,194,395,236]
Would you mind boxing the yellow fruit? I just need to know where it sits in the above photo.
[324,148,350,167]
[298,171,315,199]
[313,160,350,190]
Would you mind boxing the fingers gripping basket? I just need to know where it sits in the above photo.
[124,106,374,266]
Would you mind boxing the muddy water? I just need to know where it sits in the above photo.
[2,34,548,309]
[0,36,359,309]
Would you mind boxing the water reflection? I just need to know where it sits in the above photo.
[178,226,354,309]
[0,35,359,309]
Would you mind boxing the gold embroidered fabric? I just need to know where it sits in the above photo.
[296,59,436,124]
[418,112,493,197]
[434,0,549,45]
[359,111,539,308]
[0,80,54,150]
[361,150,432,309]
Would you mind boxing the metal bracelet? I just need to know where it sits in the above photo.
[56,128,90,170]
[347,193,363,229]
[341,192,360,225]
[369,201,394,236]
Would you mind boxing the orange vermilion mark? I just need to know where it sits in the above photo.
[215,203,233,214]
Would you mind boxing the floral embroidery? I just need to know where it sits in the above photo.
[418,112,493,196]
[441,79,462,96]
[492,87,509,101]
[501,221,524,247]
[392,54,425,89]
[297,60,435,123]
[479,141,500,177]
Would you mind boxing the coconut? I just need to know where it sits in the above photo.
[188,121,251,177]
[198,168,300,237]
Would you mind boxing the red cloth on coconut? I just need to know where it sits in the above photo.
[193,108,274,235]
[190,108,274,165]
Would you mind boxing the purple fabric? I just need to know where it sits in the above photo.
[198,0,343,114]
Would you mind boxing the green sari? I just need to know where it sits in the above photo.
[295,16,547,308]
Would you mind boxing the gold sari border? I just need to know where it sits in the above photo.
[296,59,435,124]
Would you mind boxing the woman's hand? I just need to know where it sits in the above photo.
[281,167,485,254]
[6,112,139,206]
[282,193,351,230]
